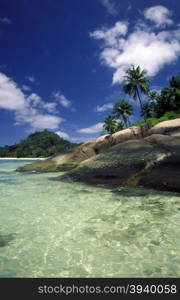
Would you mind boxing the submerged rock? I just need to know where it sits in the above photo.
[0,233,15,247]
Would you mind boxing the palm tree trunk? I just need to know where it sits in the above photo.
[136,87,146,120]
[128,117,131,127]
[123,115,128,128]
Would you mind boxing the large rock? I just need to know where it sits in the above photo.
[55,138,169,185]
[56,134,180,193]
[16,140,97,172]
[17,123,150,172]
[147,118,180,136]
[17,118,180,192]
[139,134,180,192]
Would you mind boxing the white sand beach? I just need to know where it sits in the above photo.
[0,157,46,160]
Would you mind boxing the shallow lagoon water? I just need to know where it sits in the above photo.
[0,160,180,278]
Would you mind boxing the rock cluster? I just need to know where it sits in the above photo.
[17,119,180,193]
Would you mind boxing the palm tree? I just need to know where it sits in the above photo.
[113,100,133,128]
[103,115,117,134]
[170,76,180,89]
[148,90,160,102]
[169,76,180,111]
[141,102,153,119]
[116,120,124,131]
[123,65,150,118]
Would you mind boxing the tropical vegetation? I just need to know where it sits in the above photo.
[103,64,180,134]
[103,115,118,134]
[113,100,133,128]
[123,65,150,116]
[0,130,79,158]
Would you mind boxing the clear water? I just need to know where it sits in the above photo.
[0,160,180,278]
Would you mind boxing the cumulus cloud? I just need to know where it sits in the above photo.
[90,9,180,83]
[90,21,128,47]
[144,5,173,28]
[77,122,104,134]
[95,102,113,112]
[27,93,42,106]
[26,76,36,83]
[56,131,90,143]
[26,93,57,113]
[0,72,63,131]
[0,73,26,110]
[15,108,63,131]
[100,0,118,16]
[0,17,11,24]
[43,102,57,113]
[22,85,32,92]
[56,131,70,140]
[53,91,72,107]
[70,136,92,143]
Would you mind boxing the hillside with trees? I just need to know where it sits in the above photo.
[0,130,79,158]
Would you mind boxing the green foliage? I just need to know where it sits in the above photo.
[103,115,118,134]
[123,65,150,115]
[141,102,152,119]
[116,121,124,131]
[103,115,125,134]
[0,130,79,158]
[101,69,180,136]
[132,111,180,127]
[141,102,157,119]
[146,76,180,118]
[170,76,180,89]
[113,100,133,128]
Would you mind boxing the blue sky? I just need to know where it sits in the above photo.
[0,0,179,146]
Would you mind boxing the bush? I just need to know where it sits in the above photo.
[132,111,180,127]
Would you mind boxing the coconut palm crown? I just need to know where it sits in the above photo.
[113,100,133,128]
[123,65,150,114]
[103,115,117,134]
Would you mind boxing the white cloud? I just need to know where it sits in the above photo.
[56,132,90,143]
[22,85,32,92]
[43,102,57,113]
[0,17,11,24]
[56,131,70,140]
[29,114,62,131]
[144,6,173,28]
[90,21,128,47]
[53,91,72,107]
[90,13,180,83]
[27,93,57,113]
[27,93,42,106]
[15,108,63,131]
[95,102,113,112]
[0,73,26,110]
[26,76,36,83]
[100,0,118,16]
[69,137,83,143]
[0,72,63,131]
[77,122,104,134]
[69,136,91,143]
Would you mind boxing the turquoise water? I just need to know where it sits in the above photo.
[0,159,180,278]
